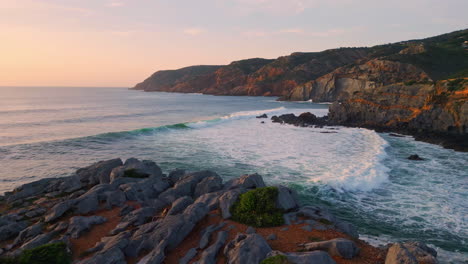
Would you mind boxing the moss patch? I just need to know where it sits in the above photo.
[230,186,284,227]
[260,255,291,264]
[18,242,72,264]
[124,169,149,178]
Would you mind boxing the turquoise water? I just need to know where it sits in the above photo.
[0,87,466,263]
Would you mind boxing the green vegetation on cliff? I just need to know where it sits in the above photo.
[0,243,72,264]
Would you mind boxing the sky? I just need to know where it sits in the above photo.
[0,0,467,87]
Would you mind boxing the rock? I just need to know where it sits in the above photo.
[80,246,127,264]
[5,178,55,203]
[256,114,268,118]
[105,190,127,208]
[196,231,228,264]
[223,233,272,264]
[408,154,424,161]
[275,186,299,211]
[194,191,222,211]
[246,226,256,234]
[0,219,28,242]
[119,204,136,216]
[194,175,223,197]
[301,225,313,232]
[19,231,60,251]
[385,242,438,264]
[76,158,123,185]
[224,173,266,190]
[267,233,277,240]
[302,238,360,259]
[168,169,186,185]
[199,222,226,249]
[219,188,246,219]
[179,248,198,264]
[67,216,107,239]
[24,207,47,218]
[159,171,218,203]
[167,196,194,215]
[45,200,75,222]
[13,222,44,245]
[110,158,163,182]
[122,207,159,226]
[267,250,336,264]
[298,206,359,238]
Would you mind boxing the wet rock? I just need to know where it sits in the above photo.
[302,238,360,259]
[67,216,107,239]
[256,114,268,118]
[385,242,438,264]
[408,154,424,161]
[223,233,272,264]
[168,196,194,215]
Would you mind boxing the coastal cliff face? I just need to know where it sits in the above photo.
[133,49,370,96]
[328,79,468,137]
[133,29,468,142]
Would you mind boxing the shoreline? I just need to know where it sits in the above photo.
[0,158,441,264]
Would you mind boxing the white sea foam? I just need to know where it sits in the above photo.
[186,107,389,192]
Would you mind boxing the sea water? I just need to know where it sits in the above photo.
[0,87,466,263]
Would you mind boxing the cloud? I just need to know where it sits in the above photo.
[107,2,125,7]
[279,28,305,34]
[183,28,205,36]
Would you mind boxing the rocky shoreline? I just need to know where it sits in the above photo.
[0,158,439,263]
[267,112,468,152]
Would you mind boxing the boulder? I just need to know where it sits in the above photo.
[13,222,44,246]
[159,171,218,203]
[224,173,266,190]
[302,238,360,259]
[168,169,186,185]
[219,188,246,219]
[45,200,75,222]
[0,219,28,242]
[195,231,228,264]
[385,242,438,264]
[110,158,163,182]
[199,222,226,249]
[194,176,223,197]
[76,158,123,185]
[256,114,268,118]
[275,186,299,211]
[223,233,272,264]
[194,191,222,211]
[67,216,107,239]
[167,196,194,215]
[19,231,60,251]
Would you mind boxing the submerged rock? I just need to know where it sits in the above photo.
[408,154,424,161]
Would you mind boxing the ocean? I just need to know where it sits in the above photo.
[0,87,466,263]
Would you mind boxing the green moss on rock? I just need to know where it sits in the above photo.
[18,242,72,264]
[260,255,292,264]
[230,186,284,227]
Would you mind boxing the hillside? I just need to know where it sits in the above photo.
[133,29,467,99]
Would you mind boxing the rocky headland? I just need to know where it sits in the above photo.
[0,158,440,264]
[133,29,468,151]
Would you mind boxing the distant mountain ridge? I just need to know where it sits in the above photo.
[133,29,467,99]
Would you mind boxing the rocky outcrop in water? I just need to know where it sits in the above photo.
[0,158,438,263]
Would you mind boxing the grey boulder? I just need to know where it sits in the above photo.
[223,233,272,264]
[67,216,107,239]
[302,238,360,259]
